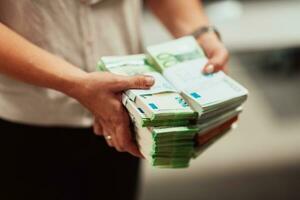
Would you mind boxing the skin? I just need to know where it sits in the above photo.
[0,0,229,157]
[147,0,229,73]
[0,23,153,157]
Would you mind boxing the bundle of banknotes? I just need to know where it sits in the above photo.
[97,36,248,168]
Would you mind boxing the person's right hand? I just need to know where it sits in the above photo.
[71,72,155,157]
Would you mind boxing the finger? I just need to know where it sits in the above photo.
[223,64,229,74]
[115,123,142,157]
[101,101,129,152]
[104,134,114,147]
[116,125,143,157]
[104,99,142,157]
[93,120,103,136]
[102,127,115,148]
[203,49,229,74]
[203,63,215,74]
[113,75,155,91]
[104,121,126,152]
[209,48,229,70]
[114,112,143,157]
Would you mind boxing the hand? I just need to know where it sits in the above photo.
[72,72,154,157]
[196,32,229,74]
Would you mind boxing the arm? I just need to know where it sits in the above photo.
[146,0,229,73]
[0,23,154,157]
[0,23,86,94]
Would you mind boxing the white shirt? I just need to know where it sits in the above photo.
[0,0,143,127]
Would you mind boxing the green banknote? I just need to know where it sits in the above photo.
[134,124,198,168]
[122,94,192,127]
[94,37,249,169]
[98,54,198,121]
[147,36,248,118]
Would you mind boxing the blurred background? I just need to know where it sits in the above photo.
[140,0,300,199]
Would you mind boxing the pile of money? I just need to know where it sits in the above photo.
[96,36,248,168]
[98,55,199,168]
[147,36,248,157]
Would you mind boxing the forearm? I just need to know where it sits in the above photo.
[0,23,87,97]
[0,24,155,157]
[146,0,209,37]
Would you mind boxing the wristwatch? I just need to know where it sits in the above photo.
[191,26,222,41]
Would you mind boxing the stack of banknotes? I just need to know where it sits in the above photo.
[97,36,248,168]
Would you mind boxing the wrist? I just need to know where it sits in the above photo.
[196,31,220,46]
[173,20,210,38]
[59,69,90,100]
[191,26,222,42]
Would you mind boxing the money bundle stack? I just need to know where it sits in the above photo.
[96,37,248,168]
[97,55,199,168]
[147,36,248,157]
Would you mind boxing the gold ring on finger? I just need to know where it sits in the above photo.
[105,135,112,141]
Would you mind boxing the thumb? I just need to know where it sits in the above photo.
[118,75,155,90]
[203,62,225,74]
[203,49,229,74]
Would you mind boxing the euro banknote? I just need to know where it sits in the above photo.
[147,36,248,118]
[98,55,198,122]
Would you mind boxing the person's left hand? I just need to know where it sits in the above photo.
[196,32,229,74]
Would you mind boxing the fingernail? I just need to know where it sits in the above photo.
[204,64,214,74]
[144,76,155,86]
